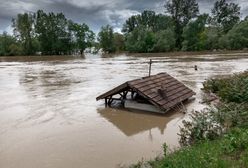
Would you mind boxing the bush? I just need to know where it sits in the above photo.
[179,109,223,146]
[203,71,248,103]
[180,71,248,146]
[220,20,248,50]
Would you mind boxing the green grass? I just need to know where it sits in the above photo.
[132,128,248,168]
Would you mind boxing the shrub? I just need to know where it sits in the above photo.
[180,71,248,146]
[203,71,248,103]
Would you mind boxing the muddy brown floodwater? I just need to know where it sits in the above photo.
[0,52,248,168]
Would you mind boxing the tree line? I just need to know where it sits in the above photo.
[0,0,248,56]
[0,10,95,56]
[100,0,248,53]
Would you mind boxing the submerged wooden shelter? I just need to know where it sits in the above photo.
[96,72,196,113]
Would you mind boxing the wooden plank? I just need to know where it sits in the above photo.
[138,78,177,94]
[159,90,194,106]
[162,92,195,109]
[132,75,172,88]
[152,84,189,102]
[128,73,167,86]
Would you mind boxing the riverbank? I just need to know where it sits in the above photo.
[131,71,248,168]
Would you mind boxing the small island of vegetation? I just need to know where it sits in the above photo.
[0,0,248,56]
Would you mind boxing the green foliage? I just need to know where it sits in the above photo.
[200,27,220,50]
[132,128,248,168]
[113,33,125,52]
[0,10,95,56]
[182,14,208,51]
[132,72,248,168]
[35,10,72,55]
[123,11,175,53]
[125,26,156,53]
[0,32,22,56]
[1,1,247,56]
[98,25,115,53]
[12,12,35,55]
[153,29,175,52]
[163,143,168,157]
[165,0,199,48]
[180,71,248,146]
[203,71,248,103]
[69,21,95,55]
[211,0,241,33]
[179,109,223,146]
[122,11,173,34]
[220,20,248,50]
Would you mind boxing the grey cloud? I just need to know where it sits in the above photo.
[0,0,247,34]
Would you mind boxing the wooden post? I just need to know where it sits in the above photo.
[105,98,107,107]
[131,91,134,99]
[148,59,152,77]
[108,96,113,106]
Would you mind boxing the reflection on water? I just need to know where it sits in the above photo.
[0,52,248,168]
[98,107,183,137]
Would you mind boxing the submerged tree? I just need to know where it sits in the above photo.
[165,0,199,49]
[211,0,240,33]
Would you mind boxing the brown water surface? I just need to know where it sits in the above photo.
[0,52,248,168]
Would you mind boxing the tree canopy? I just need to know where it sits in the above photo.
[165,0,199,48]
[0,0,247,56]
[0,10,95,56]
[211,0,241,33]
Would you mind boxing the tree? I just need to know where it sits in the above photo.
[69,22,95,55]
[153,28,176,52]
[200,27,220,50]
[125,26,156,53]
[182,14,208,51]
[211,0,240,33]
[12,12,35,55]
[113,33,125,52]
[0,32,22,56]
[165,0,199,49]
[122,11,173,34]
[153,14,174,32]
[122,15,139,34]
[220,20,248,50]
[98,25,115,53]
[35,10,71,55]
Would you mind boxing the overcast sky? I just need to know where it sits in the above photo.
[0,0,247,34]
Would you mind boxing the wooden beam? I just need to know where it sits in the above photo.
[105,98,107,107]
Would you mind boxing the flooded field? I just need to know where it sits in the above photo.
[0,52,248,168]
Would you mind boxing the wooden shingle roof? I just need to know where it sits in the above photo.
[96,72,195,111]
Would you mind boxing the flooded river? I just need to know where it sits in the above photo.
[0,52,248,168]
